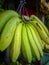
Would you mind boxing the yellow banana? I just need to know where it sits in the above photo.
[30,15,49,36]
[21,23,32,63]
[30,20,49,44]
[26,24,40,61]
[0,10,19,32]
[10,22,22,62]
[27,23,43,56]
[0,17,21,51]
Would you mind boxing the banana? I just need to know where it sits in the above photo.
[28,23,43,49]
[21,23,32,63]
[26,24,40,61]
[30,20,49,44]
[0,17,21,51]
[27,23,43,56]
[0,10,19,32]
[10,22,22,62]
[30,15,49,36]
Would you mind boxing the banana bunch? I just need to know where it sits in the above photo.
[0,10,22,62]
[40,0,49,14]
[29,15,49,52]
[0,10,49,64]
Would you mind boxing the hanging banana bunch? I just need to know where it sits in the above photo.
[40,0,49,14]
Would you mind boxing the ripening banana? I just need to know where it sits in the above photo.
[10,22,22,62]
[26,24,40,61]
[28,23,43,49]
[0,10,19,32]
[21,23,32,63]
[29,20,49,44]
[30,15,49,36]
[27,23,43,56]
[0,17,21,51]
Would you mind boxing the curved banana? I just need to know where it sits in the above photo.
[10,22,22,62]
[0,17,21,51]
[29,23,43,49]
[0,10,19,32]
[21,23,32,63]
[30,15,49,36]
[26,24,40,61]
[30,20,49,44]
[27,23,43,56]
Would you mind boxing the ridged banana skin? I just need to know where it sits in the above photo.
[30,20,49,44]
[26,25,40,61]
[30,15,49,36]
[21,24,32,63]
[0,10,19,32]
[27,24,43,57]
[0,17,21,51]
[29,23,43,49]
[10,23,22,62]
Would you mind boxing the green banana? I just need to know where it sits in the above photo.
[29,23,43,49]
[0,10,19,32]
[10,22,22,62]
[21,23,32,63]
[30,20,49,44]
[27,23,43,56]
[30,15,49,36]
[26,24,40,61]
[0,17,21,51]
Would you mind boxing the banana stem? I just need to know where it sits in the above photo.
[21,15,29,23]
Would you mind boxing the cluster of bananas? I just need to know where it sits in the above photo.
[40,0,49,14]
[0,10,49,64]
